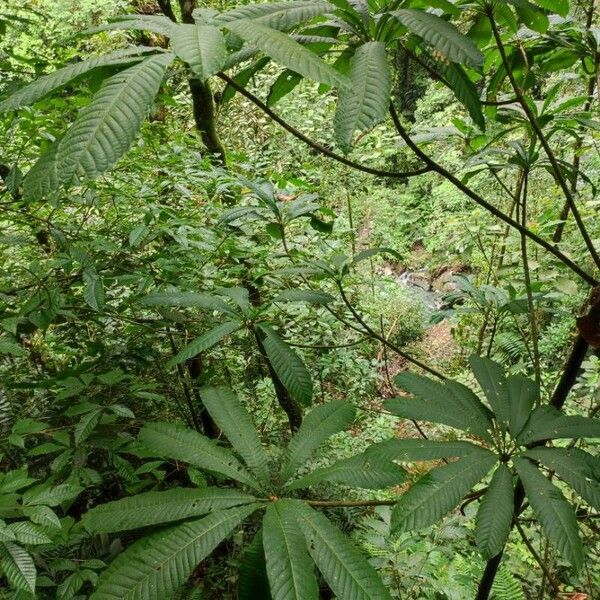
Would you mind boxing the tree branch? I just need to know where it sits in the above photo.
[488,9,600,270]
[217,72,431,180]
[388,103,598,287]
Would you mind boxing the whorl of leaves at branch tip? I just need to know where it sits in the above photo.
[388,355,598,570]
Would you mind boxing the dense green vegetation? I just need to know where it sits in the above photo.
[1,0,599,598]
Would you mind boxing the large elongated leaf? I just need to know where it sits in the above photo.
[171,24,227,80]
[0,47,158,112]
[392,449,497,533]
[139,422,260,489]
[436,61,485,130]
[286,450,406,490]
[364,438,485,462]
[391,9,483,69]
[513,457,583,571]
[6,522,52,545]
[214,1,332,30]
[90,505,260,600]
[523,447,600,509]
[226,20,347,87]
[82,487,257,533]
[517,406,600,444]
[258,324,313,406]
[201,386,270,483]
[263,501,318,600]
[531,0,569,17]
[141,290,237,315]
[506,374,538,437]
[267,69,303,106]
[503,0,549,33]
[475,464,514,559]
[167,320,242,368]
[222,56,270,102]
[296,503,392,600]
[389,373,493,441]
[28,53,172,195]
[469,356,509,424]
[238,529,271,600]
[86,15,174,36]
[22,140,60,201]
[0,542,36,594]
[280,401,355,482]
[334,41,391,153]
[275,289,335,305]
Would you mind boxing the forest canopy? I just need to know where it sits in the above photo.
[0,0,599,598]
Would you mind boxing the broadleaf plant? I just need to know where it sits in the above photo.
[82,388,403,599]
[385,355,600,568]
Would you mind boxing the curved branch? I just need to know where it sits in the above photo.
[388,104,598,287]
[488,10,600,270]
[337,282,445,379]
[217,72,431,180]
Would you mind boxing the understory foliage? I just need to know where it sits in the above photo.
[0,0,599,598]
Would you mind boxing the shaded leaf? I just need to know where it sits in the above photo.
[514,457,583,571]
[392,449,497,532]
[475,464,514,559]
[263,501,318,600]
[83,487,257,533]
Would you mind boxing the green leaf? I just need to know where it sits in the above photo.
[82,487,257,533]
[531,0,568,17]
[296,503,392,600]
[438,62,485,130]
[364,438,486,462]
[22,140,60,201]
[217,286,251,314]
[90,505,260,600]
[226,20,347,88]
[22,483,83,507]
[257,324,313,406]
[86,14,174,36]
[166,321,242,368]
[280,400,355,482]
[139,422,260,489]
[423,58,485,131]
[263,501,318,600]
[334,41,391,153]
[513,457,583,571]
[22,505,61,529]
[469,355,510,424]
[506,374,538,438]
[392,449,497,533]
[222,57,270,102]
[6,522,51,545]
[171,24,227,80]
[0,47,158,112]
[267,70,303,106]
[503,0,549,33]
[74,408,103,445]
[238,529,272,600]
[141,290,237,315]
[391,9,483,70]
[475,464,514,559]
[214,1,332,30]
[286,450,406,490]
[0,542,36,594]
[83,269,105,311]
[388,373,493,441]
[523,447,600,510]
[517,406,600,444]
[26,53,172,196]
[275,289,335,304]
[201,386,270,483]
